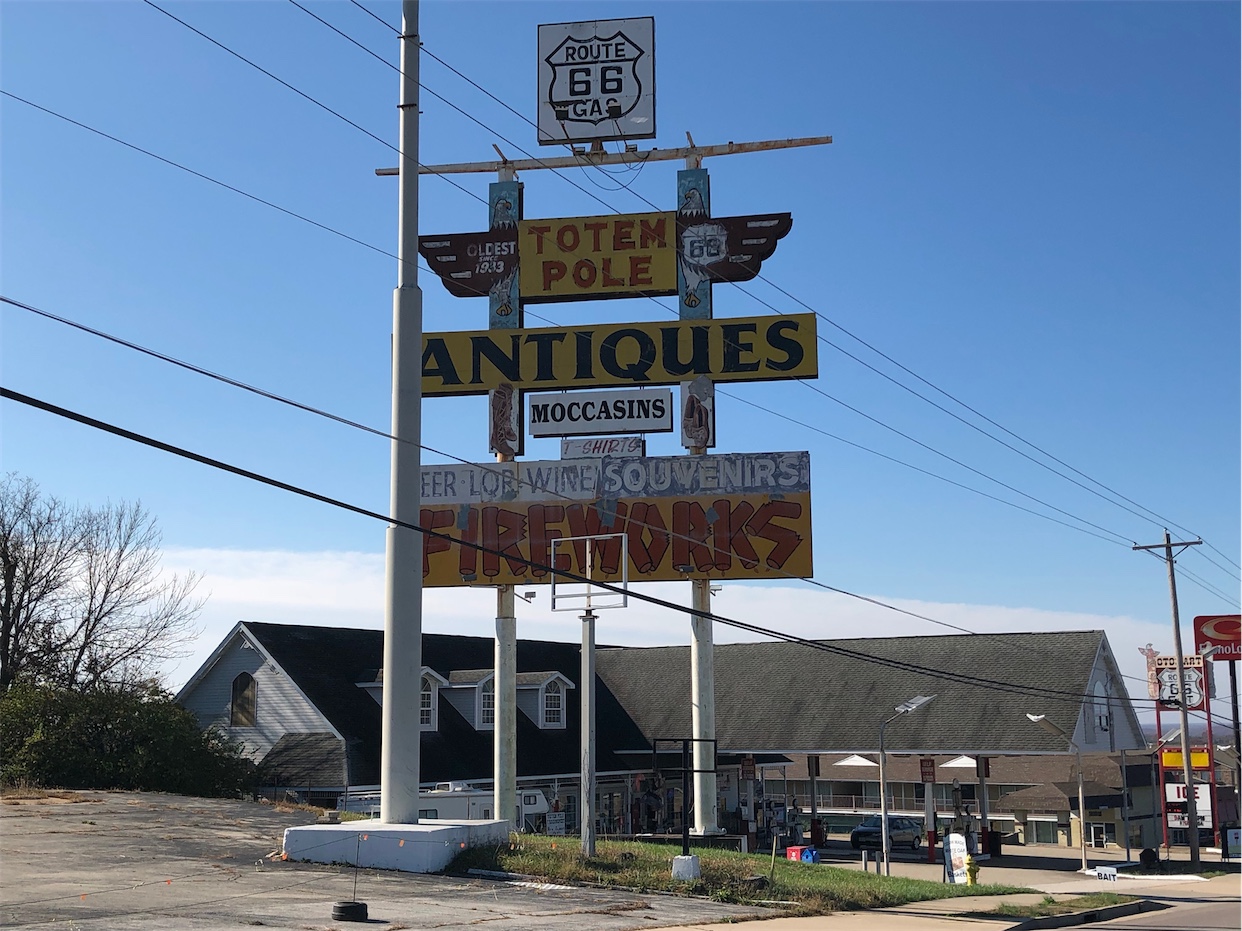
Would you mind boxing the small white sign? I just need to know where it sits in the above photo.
[546,811,566,836]
[944,833,969,884]
[537,18,656,145]
[1166,811,1213,829]
[529,388,672,437]
[561,435,645,458]
[1164,782,1213,811]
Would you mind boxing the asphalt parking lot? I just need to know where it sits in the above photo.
[0,791,773,930]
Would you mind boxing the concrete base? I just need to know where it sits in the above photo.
[283,819,510,874]
[671,854,701,881]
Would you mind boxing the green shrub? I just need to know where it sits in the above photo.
[0,681,254,797]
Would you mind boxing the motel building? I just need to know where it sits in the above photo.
[174,620,1226,855]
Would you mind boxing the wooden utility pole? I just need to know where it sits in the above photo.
[1133,531,1203,866]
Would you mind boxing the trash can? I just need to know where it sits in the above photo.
[800,847,820,863]
[810,818,825,847]
[988,830,1002,857]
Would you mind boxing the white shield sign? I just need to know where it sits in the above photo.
[538,18,656,145]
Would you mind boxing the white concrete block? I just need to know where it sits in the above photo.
[671,854,701,881]
[282,819,510,874]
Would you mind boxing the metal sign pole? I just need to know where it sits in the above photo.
[580,607,597,857]
[379,0,423,825]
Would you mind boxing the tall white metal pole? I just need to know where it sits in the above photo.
[379,0,423,825]
[495,589,518,826]
[691,578,719,833]
[581,609,597,856]
[492,157,520,832]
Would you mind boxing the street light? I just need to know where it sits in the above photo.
[1027,713,1088,871]
[879,695,936,876]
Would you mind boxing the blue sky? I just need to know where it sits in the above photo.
[3,2,1239,706]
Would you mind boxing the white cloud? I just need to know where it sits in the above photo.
[161,547,1173,718]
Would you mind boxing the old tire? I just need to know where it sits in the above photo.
[332,901,368,922]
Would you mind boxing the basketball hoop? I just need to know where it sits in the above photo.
[550,533,628,612]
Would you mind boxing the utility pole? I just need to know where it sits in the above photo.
[1133,530,1203,866]
[379,0,423,825]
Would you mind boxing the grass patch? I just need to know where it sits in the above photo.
[448,836,1033,914]
[0,784,90,803]
[976,892,1137,919]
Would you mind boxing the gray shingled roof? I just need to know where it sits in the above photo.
[997,781,1122,812]
[257,733,345,789]
[447,669,493,685]
[595,631,1108,755]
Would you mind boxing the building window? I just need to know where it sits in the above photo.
[1027,819,1057,845]
[480,680,495,727]
[420,675,436,730]
[230,672,256,727]
[544,681,562,727]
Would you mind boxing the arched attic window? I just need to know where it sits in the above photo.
[420,675,438,730]
[479,679,495,728]
[543,680,563,727]
[231,672,256,727]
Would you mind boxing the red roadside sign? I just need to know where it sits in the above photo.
[920,758,936,784]
[1194,614,1241,660]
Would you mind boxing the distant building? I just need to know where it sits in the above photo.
[179,622,1152,849]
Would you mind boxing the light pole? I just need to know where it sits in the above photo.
[879,695,935,876]
[1027,713,1088,871]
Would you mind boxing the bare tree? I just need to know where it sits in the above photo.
[0,474,203,691]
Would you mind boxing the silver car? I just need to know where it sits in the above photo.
[849,815,923,851]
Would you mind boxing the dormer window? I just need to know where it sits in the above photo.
[420,675,437,731]
[479,679,495,728]
[543,680,563,727]
[230,672,256,727]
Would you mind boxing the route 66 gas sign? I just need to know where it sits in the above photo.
[538,18,655,145]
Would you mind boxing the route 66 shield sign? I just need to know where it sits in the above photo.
[1157,666,1205,710]
[538,18,656,145]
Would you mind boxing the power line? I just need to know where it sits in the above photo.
[0,91,400,267]
[11,34,1227,592]
[2,296,977,634]
[3,92,1129,555]
[140,0,487,213]
[720,388,1130,546]
[1174,564,1241,610]
[287,0,645,219]
[1,385,1141,708]
[144,0,1225,565]
[2,89,1143,569]
[339,0,1232,570]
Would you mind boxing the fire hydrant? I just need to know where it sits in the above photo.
[964,851,979,886]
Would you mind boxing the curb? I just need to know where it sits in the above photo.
[1006,898,1169,931]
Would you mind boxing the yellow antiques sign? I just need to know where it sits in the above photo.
[421,314,818,396]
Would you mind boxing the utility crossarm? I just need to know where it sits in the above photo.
[375,134,832,176]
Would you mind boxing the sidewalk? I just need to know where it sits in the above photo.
[662,873,1241,931]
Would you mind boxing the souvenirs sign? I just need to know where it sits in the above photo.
[418,450,812,586]
[537,18,655,145]
[421,314,817,396]
[420,211,792,304]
